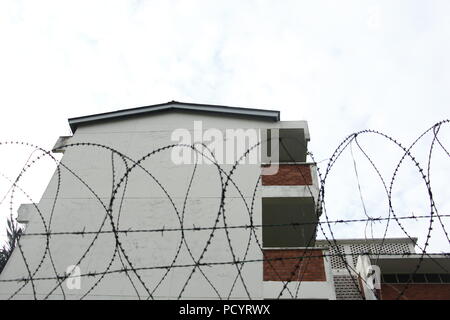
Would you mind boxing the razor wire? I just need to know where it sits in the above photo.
[0,120,448,300]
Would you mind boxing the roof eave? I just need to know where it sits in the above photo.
[68,101,280,133]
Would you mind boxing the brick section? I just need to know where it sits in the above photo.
[261,164,312,186]
[381,284,450,300]
[263,249,326,281]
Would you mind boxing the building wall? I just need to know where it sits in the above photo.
[262,248,336,300]
[0,111,314,300]
[261,164,312,186]
[0,112,269,299]
[259,146,328,298]
[263,249,326,281]
[314,239,417,300]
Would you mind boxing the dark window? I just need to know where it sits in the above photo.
[425,274,441,283]
[262,197,316,248]
[412,274,426,283]
[382,273,448,284]
[278,129,307,162]
[262,128,307,163]
[440,274,450,283]
[397,274,412,283]
[382,274,398,283]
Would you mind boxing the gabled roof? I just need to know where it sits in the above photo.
[68,101,280,133]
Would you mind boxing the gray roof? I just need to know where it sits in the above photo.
[68,101,280,133]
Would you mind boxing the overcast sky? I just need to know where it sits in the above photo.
[0,1,449,251]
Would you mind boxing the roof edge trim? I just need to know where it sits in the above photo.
[68,101,280,133]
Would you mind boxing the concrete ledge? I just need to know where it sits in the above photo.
[17,203,37,224]
[262,185,319,199]
[263,281,335,300]
[52,136,72,153]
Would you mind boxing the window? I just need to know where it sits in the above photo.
[382,273,449,284]
[262,197,316,248]
[425,274,441,283]
[262,128,307,163]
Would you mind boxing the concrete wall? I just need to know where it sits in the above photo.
[0,111,312,300]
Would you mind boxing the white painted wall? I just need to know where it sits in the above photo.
[263,281,334,300]
[0,111,311,300]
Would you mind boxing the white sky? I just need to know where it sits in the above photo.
[0,0,449,252]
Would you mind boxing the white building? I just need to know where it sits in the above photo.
[0,101,329,300]
[2,102,448,300]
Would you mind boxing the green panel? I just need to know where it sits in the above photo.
[262,197,317,248]
[279,128,307,162]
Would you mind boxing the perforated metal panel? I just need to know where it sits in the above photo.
[314,242,349,270]
[348,242,412,266]
[315,239,415,300]
[328,245,348,269]
[333,275,363,300]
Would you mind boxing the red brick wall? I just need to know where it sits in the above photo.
[263,249,326,281]
[381,284,450,300]
[261,164,312,186]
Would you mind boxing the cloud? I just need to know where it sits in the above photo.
[0,0,448,250]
